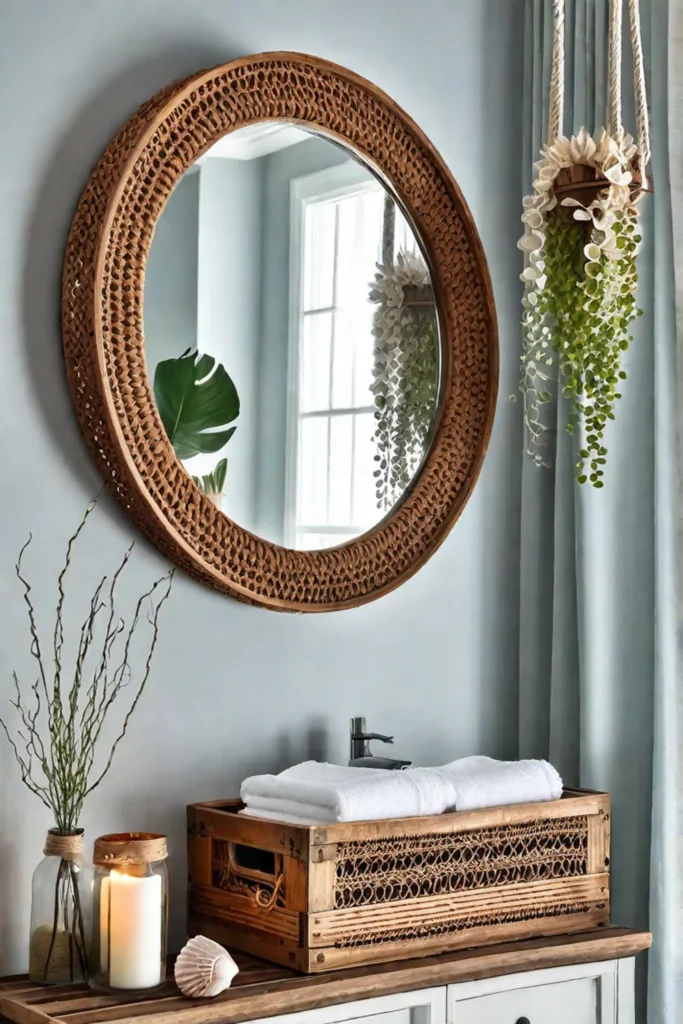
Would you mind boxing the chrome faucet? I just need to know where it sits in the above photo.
[349,717,412,770]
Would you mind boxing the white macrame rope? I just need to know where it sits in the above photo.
[608,0,623,137]
[548,0,650,170]
[547,0,565,143]
[629,0,651,168]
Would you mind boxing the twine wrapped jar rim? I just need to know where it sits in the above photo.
[93,832,168,866]
[44,828,84,860]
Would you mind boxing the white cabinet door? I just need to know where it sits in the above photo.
[448,960,629,1024]
[251,988,446,1024]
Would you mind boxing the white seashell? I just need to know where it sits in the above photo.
[175,935,239,998]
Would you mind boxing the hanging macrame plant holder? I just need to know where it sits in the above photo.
[370,250,438,511]
[519,0,651,486]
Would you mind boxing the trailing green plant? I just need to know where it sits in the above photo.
[370,251,439,510]
[192,457,227,501]
[518,0,651,486]
[519,129,644,485]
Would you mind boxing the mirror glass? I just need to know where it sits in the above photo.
[144,123,440,550]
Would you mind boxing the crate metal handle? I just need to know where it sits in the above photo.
[252,872,285,912]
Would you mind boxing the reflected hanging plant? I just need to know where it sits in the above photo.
[369,251,439,510]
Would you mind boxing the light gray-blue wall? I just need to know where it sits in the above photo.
[0,0,524,969]
[196,157,265,527]
[144,171,200,372]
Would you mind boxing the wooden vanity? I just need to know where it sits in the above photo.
[0,928,650,1024]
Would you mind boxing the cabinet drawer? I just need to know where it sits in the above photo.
[249,987,447,1024]
[340,1013,412,1024]
[453,976,599,1024]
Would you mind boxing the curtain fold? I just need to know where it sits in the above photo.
[518,2,680,1020]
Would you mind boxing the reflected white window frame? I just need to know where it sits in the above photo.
[284,159,382,550]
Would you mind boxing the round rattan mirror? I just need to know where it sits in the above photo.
[62,53,498,612]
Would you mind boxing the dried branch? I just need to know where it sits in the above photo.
[1,500,174,833]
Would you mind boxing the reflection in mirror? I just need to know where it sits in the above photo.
[144,123,440,550]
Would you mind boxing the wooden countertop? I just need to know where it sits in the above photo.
[0,928,651,1024]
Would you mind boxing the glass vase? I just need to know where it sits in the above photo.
[29,829,93,984]
[92,832,168,992]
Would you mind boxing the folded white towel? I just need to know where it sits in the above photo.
[240,805,329,826]
[240,757,562,824]
[241,761,448,822]
[432,755,563,812]
[241,793,350,822]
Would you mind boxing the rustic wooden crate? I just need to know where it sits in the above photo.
[187,790,610,973]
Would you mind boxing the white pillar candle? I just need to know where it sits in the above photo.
[108,870,163,990]
[99,876,110,973]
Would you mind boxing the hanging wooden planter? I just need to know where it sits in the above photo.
[552,164,645,211]
[402,283,435,308]
[518,0,651,486]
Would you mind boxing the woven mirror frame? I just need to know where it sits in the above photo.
[62,52,498,612]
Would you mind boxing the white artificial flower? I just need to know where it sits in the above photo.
[570,127,597,164]
[518,230,545,254]
[603,159,633,187]
[621,132,638,164]
[522,209,544,229]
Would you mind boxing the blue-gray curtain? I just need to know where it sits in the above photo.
[518,1,680,1020]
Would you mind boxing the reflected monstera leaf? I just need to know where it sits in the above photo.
[153,349,240,461]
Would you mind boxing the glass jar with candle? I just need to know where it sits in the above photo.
[92,833,168,992]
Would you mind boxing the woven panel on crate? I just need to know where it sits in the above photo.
[62,54,497,610]
[334,899,594,949]
[334,816,589,909]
